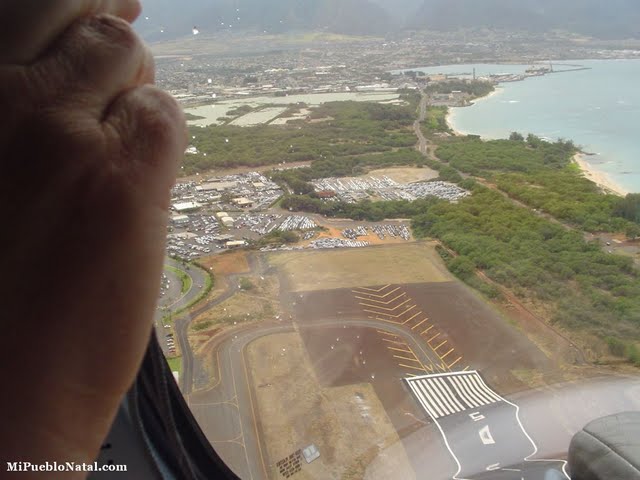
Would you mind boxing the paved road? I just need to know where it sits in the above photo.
[186,316,447,480]
[156,258,209,355]
[186,313,640,480]
[395,373,640,480]
[189,323,292,480]
[176,254,262,393]
[414,92,429,157]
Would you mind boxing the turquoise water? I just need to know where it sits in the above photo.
[413,60,640,194]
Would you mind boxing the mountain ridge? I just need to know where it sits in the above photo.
[136,0,640,41]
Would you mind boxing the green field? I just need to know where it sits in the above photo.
[166,356,182,374]
[184,101,417,174]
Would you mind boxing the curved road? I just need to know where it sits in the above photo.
[187,316,448,480]
[176,254,260,393]
[186,315,640,480]
[156,258,209,355]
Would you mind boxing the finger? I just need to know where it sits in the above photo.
[30,14,154,113]
[0,0,141,64]
[103,85,187,208]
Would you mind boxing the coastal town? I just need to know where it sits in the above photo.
[153,28,640,99]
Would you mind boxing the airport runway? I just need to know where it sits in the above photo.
[188,315,640,480]
[405,372,568,479]
[187,316,456,480]
[178,277,640,480]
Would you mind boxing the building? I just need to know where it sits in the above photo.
[212,234,235,244]
[170,214,190,226]
[220,216,235,228]
[199,181,238,192]
[172,201,202,213]
[225,240,247,249]
[195,183,218,192]
[233,197,254,208]
[215,211,229,219]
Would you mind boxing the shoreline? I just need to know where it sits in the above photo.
[444,89,630,197]
[572,153,629,197]
[445,87,504,137]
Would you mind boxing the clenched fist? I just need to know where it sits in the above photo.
[0,1,186,475]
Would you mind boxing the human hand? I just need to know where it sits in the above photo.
[0,0,186,475]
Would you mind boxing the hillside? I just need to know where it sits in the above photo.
[410,0,640,39]
[136,0,640,41]
[136,0,393,40]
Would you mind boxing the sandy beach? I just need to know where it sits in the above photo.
[443,90,630,197]
[573,153,629,197]
[446,87,504,137]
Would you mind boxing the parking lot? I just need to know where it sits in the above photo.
[235,213,318,235]
[166,170,468,260]
[312,176,469,203]
[342,224,411,241]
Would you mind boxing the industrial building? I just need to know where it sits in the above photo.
[233,197,254,208]
[226,240,247,249]
[220,216,235,228]
[172,201,203,213]
[170,214,190,227]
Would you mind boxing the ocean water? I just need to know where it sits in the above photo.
[412,60,640,194]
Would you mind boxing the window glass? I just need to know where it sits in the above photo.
[140,2,640,478]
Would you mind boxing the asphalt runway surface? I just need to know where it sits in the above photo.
[181,280,640,480]
[405,372,568,479]
[186,317,640,480]
[293,282,555,389]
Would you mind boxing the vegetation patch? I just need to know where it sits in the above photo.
[166,356,182,374]
[411,184,640,344]
[426,79,494,98]
[165,265,192,295]
[185,101,417,174]
[435,134,638,233]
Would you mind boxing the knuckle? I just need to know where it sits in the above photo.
[85,14,140,52]
[107,87,182,148]
[136,87,184,131]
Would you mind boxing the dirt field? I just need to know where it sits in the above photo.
[246,332,414,480]
[187,262,283,391]
[199,251,251,276]
[189,274,281,351]
[367,166,439,183]
[268,242,451,292]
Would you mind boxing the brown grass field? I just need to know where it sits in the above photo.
[199,251,251,276]
[246,332,414,480]
[268,242,451,292]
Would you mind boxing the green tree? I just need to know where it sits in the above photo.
[447,256,476,279]
[614,194,640,223]
[509,132,524,142]
[626,223,640,240]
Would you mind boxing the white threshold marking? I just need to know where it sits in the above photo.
[405,371,570,480]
